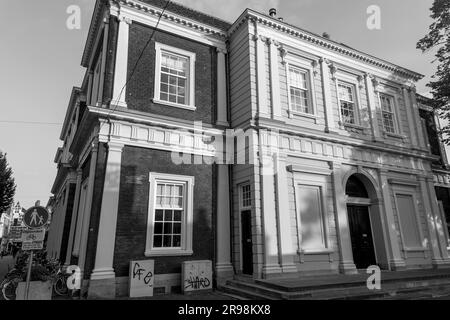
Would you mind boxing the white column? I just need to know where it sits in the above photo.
[409,86,427,149]
[275,154,297,273]
[330,162,357,274]
[402,86,418,147]
[255,35,268,117]
[90,143,123,280]
[65,169,83,266]
[216,48,229,126]
[365,73,381,140]
[320,58,335,132]
[378,169,406,269]
[111,15,130,108]
[259,133,281,276]
[215,164,234,284]
[78,144,99,274]
[269,39,282,121]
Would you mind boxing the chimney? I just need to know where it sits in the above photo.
[269,8,277,18]
[322,32,330,39]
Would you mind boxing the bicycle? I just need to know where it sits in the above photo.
[53,267,69,296]
[1,268,25,300]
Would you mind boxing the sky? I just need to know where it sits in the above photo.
[0,0,438,209]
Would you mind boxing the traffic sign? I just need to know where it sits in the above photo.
[21,229,45,242]
[23,206,49,229]
[22,241,44,251]
[9,226,24,241]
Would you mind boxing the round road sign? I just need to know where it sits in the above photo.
[23,206,50,229]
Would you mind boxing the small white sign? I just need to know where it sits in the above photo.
[22,241,44,251]
[182,260,212,293]
[21,229,45,242]
[129,260,154,298]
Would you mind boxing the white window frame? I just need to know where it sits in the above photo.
[378,91,402,136]
[336,80,361,127]
[145,172,195,256]
[153,42,196,111]
[285,56,317,119]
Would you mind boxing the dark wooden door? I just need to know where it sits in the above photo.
[347,205,377,269]
[241,210,253,275]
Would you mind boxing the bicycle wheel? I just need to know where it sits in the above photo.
[54,276,68,296]
[2,279,19,300]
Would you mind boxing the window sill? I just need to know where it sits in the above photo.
[403,247,427,252]
[298,248,334,255]
[152,98,196,111]
[342,122,365,130]
[145,249,193,257]
[383,131,405,140]
[289,110,318,119]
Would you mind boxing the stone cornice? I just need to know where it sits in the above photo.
[229,9,424,82]
[81,0,107,68]
[113,0,227,39]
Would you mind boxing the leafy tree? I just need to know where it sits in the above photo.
[0,152,16,217]
[417,0,450,143]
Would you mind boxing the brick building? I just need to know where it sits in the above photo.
[46,0,450,299]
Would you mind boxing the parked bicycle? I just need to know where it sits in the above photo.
[0,250,71,300]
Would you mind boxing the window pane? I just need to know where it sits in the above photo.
[153,235,162,247]
[163,235,172,247]
[164,210,173,221]
[338,84,354,102]
[155,209,164,221]
[154,222,163,234]
[174,210,182,222]
[173,222,181,234]
[163,223,172,234]
[173,235,181,247]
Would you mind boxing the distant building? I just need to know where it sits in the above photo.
[47,0,450,299]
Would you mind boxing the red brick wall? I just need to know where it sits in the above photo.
[113,146,216,276]
[125,22,217,124]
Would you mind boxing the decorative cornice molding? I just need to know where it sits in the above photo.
[229,10,423,82]
[114,0,227,39]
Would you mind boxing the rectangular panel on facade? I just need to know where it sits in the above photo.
[297,185,326,250]
[396,194,421,248]
[129,260,154,298]
[182,260,212,293]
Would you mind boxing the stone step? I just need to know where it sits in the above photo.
[222,272,450,300]
[225,279,312,300]
[218,284,276,300]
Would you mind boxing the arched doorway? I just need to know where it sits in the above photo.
[345,175,377,269]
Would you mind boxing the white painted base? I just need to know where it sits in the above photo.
[432,258,450,268]
[261,264,282,278]
[215,263,234,285]
[338,261,358,274]
[281,264,298,274]
[215,120,230,127]
[88,277,116,300]
[90,268,116,280]
[389,259,407,271]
